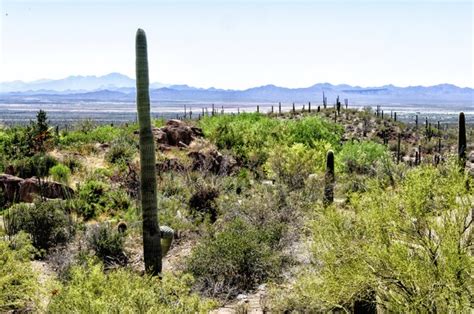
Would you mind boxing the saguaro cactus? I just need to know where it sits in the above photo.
[324,150,335,205]
[136,29,162,275]
[458,112,466,162]
[397,133,401,163]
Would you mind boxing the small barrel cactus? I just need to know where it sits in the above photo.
[160,225,175,257]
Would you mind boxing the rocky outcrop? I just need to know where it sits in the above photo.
[0,174,74,203]
[135,119,204,149]
[0,174,23,203]
[156,158,186,173]
[19,178,74,202]
[188,149,238,176]
[161,119,204,147]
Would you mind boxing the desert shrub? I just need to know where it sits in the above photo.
[30,153,58,177]
[199,113,342,168]
[269,162,473,312]
[337,140,390,174]
[157,196,196,232]
[48,260,217,312]
[49,163,71,183]
[189,182,220,222]
[9,154,58,178]
[265,141,332,189]
[2,127,32,157]
[62,155,82,173]
[3,201,74,252]
[87,223,126,265]
[157,172,190,198]
[59,124,121,146]
[9,158,35,178]
[105,136,136,165]
[199,113,282,166]
[0,234,41,312]
[76,179,132,219]
[76,180,109,219]
[107,189,133,215]
[285,116,343,148]
[186,218,285,298]
[0,112,53,158]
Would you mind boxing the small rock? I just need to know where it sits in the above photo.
[469,151,474,163]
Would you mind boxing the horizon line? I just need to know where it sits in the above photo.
[1,72,473,91]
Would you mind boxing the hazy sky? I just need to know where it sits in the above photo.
[0,0,472,89]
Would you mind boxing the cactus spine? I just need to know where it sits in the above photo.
[324,150,335,205]
[458,112,466,162]
[136,29,162,275]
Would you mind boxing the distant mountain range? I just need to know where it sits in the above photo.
[0,73,168,93]
[1,73,473,109]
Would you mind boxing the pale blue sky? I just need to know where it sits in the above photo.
[0,0,472,88]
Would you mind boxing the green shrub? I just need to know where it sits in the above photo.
[189,181,220,222]
[62,155,82,174]
[76,180,132,219]
[158,195,196,233]
[49,163,71,183]
[48,260,217,312]
[199,113,282,166]
[77,180,109,219]
[105,136,135,165]
[59,124,121,146]
[265,141,332,189]
[187,218,284,298]
[0,235,41,312]
[337,140,390,174]
[285,116,343,148]
[9,154,58,178]
[107,189,133,215]
[87,223,126,265]
[269,162,473,312]
[3,201,74,252]
[199,113,343,168]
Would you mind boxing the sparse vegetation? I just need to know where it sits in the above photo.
[0,233,40,312]
[0,105,472,312]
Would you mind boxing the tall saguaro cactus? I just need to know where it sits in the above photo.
[324,150,335,205]
[458,112,466,163]
[136,28,162,275]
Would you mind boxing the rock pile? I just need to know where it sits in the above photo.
[0,174,73,203]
